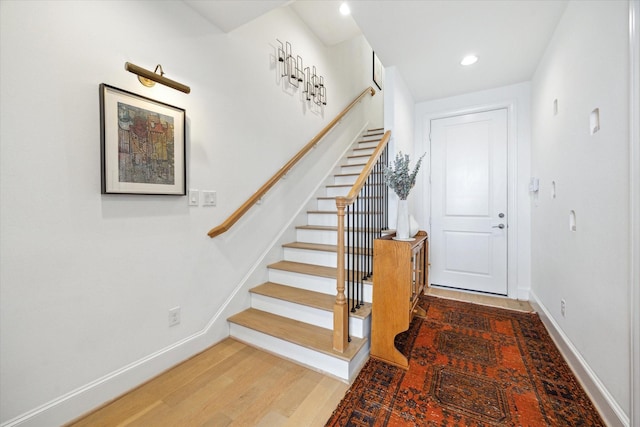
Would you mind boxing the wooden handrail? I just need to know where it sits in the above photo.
[336,130,391,208]
[207,86,376,238]
[333,130,391,353]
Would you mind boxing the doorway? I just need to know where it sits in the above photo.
[429,108,508,295]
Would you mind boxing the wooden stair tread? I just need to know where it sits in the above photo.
[334,173,360,178]
[284,241,338,251]
[268,260,338,279]
[251,282,335,311]
[228,308,366,361]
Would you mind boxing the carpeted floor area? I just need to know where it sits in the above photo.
[326,295,604,426]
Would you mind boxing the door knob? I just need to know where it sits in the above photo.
[498,213,505,218]
[492,224,505,229]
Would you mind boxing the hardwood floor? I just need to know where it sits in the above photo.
[425,286,534,312]
[67,289,532,427]
[67,339,349,427]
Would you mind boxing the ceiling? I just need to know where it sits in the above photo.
[183,0,568,102]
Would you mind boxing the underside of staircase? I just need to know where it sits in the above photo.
[228,128,384,383]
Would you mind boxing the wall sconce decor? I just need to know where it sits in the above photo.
[125,62,191,94]
[277,39,326,106]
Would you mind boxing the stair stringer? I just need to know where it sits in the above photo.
[226,128,385,382]
[210,122,372,331]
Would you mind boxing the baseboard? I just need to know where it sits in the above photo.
[516,287,530,301]
[1,327,225,427]
[529,291,629,427]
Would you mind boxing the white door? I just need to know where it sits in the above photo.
[430,109,508,295]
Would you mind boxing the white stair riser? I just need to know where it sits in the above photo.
[229,323,357,381]
[334,175,358,185]
[267,268,373,303]
[341,164,364,174]
[307,212,377,227]
[352,148,375,156]
[268,269,336,295]
[250,293,368,338]
[307,213,338,226]
[283,247,371,268]
[296,228,338,245]
[317,199,337,211]
[295,229,377,245]
[358,141,379,149]
[347,156,368,165]
[360,284,373,304]
[326,186,350,197]
[318,198,383,211]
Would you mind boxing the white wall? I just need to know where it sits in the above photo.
[530,1,630,424]
[414,83,532,299]
[383,66,416,227]
[0,1,381,425]
[332,34,384,128]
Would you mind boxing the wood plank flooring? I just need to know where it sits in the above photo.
[67,289,532,427]
[425,286,534,312]
[67,339,349,427]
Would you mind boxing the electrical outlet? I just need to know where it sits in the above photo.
[560,299,566,317]
[168,306,181,327]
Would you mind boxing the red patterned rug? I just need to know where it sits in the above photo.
[326,295,604,426]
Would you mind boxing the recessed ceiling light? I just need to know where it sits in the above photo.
[461,55,478,66]
[339,2,351,16]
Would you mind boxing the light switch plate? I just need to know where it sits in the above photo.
[188,189,199,206]
[202,191,216,207]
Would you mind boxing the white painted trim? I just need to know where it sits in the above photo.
[0,121,371,427]
[422,100,520,299]
[629,1,640,426]
[529,291,629,427]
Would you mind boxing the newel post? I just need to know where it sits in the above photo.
[333,197,348,352]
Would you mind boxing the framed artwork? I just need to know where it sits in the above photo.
[372,51,383,90]
[99,84,186,195]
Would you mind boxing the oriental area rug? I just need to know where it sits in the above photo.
[326,295,604,427]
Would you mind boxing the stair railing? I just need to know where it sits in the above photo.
[208,86,376,238]
[333,130,390,352]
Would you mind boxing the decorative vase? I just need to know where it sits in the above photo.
[409,215,419,237]
[395,199,411,240]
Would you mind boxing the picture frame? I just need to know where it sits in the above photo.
[99,84,186,195]
[372,51,383,90]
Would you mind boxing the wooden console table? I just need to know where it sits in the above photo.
[370,231,428,369]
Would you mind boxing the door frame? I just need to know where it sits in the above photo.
[429,108,509,295]
[629,1,639,424]
[421,100,522,299]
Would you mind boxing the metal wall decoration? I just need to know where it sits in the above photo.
[277,39,326,106]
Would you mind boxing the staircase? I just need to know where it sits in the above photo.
[228,128,384,383]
